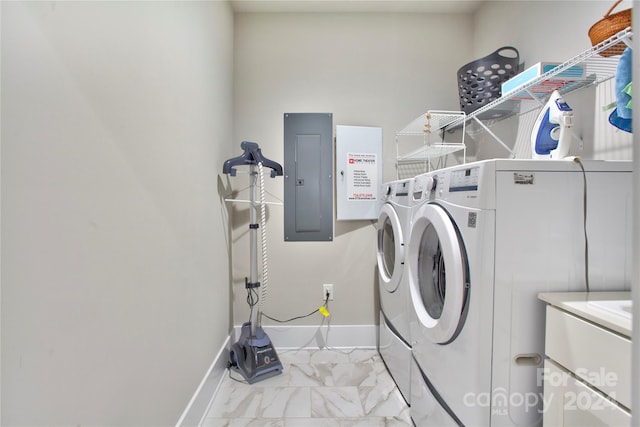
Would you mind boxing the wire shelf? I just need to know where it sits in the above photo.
[394,27,632,172]
[448,27,632,129]
[395,110,466,178]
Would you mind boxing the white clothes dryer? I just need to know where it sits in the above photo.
[377,178,413,404]
[408,159,632,427]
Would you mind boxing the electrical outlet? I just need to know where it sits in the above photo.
[323,284,334,301]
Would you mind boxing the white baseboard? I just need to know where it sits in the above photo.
[176,324,378,427]
[175,336,230,427]
[232,323,378,349]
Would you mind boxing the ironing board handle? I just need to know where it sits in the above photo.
[223,141,284,177]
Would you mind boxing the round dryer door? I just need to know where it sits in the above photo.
[408,203,469,344]
[377,203,405,293]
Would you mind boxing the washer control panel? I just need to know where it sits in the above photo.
[433,164,487,209]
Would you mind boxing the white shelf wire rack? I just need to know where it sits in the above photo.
[395,110,466,179]
[394,27,632,173]
[446,27,632,158]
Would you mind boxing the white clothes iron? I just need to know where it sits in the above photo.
[531,90,574,159]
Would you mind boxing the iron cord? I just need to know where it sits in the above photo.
[258,159,331,325]
[574,157,590,293]
[227,366,251,384]
[246,286,260,324]
[262,295,330,323]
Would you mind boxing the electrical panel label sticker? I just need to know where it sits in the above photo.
[347,152,378,201]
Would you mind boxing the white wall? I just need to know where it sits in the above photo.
[1,1,234,425]
[231,12,474,329]
[472,1,630,62]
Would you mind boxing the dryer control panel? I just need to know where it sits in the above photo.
[449,167,480,192]
[432,164,487,209]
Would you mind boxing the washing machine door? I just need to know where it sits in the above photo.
[377,203,405,293]
[408,202,469,344]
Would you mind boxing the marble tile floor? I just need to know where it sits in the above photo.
[202,348,413,427]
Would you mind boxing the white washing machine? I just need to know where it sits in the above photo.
[408,159,632,427]
[377,178,413,404]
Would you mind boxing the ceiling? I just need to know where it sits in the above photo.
[230,0,486,14]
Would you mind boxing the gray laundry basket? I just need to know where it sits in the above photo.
[457,46,520,116]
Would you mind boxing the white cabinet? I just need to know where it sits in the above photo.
[543,359,631,427]
[539,292,632,427]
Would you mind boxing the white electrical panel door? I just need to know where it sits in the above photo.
[336,125,383,220]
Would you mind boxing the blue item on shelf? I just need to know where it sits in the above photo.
[608,47,632,133]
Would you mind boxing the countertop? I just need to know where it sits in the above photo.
[538,291,632,338]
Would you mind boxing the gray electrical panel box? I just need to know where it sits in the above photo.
[283,113,333,241]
